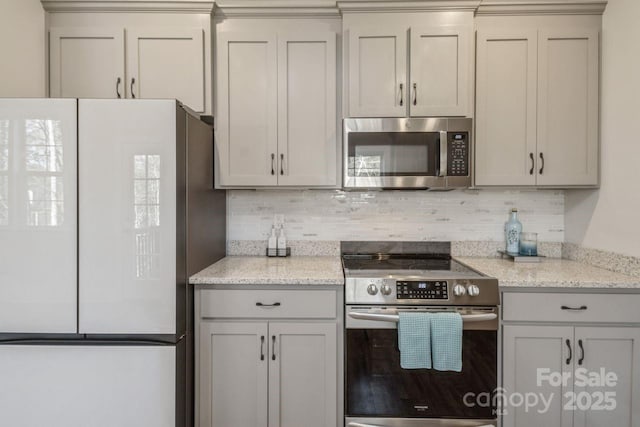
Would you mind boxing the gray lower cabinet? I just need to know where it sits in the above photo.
[502,292,640,427]
[196,287,341,427]
[503,325,574,427]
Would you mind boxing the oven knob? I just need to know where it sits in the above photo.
[381,284,392,296]
[367,283,379,295]
[453,284,467,297]
[467,284,480,297]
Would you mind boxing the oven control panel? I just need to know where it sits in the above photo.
[396,280,449,299]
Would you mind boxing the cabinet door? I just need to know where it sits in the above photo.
[0,99,77,333]
[49,27,125,99]
[475,30,538,186]
[573,327,640,427]
[78,99,177,335]
[216,33,278,186]
[503,325,574,427]
[199,322,268,427]
[348,27,407,117]
[409,26,470,117]
[537,29,599,186]
[277,32,337,187]
[269,322,337,427]
[126,28,205,113]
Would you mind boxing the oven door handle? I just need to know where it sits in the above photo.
[348,312,497,323]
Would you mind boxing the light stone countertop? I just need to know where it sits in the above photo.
[190,256,344,286]
[457,257,640,290]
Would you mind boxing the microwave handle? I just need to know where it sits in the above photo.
[439,131,448,177]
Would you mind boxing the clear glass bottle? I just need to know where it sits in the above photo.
[505,208,523,255]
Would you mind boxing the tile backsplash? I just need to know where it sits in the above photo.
[228,189,565,243]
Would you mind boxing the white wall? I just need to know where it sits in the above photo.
[0,0,46,97]
[565,0,640,258]
[229,189,565,242]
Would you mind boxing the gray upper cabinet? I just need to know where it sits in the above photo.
[475,26,599,187]
[347,23,471,118]
[215,30,337,188]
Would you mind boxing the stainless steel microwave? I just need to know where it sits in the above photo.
[343,118,472,190]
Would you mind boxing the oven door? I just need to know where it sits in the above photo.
[343,118,447,189]
[345,306,498,425]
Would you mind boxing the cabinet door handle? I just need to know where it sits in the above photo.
[529,153,534,175]
[561,305,588,311]
[578,339,584,366]
[566,339,572,365]
[399,83,404,106]
[256,302,281,308]
[130,77,136,98]
[271,335,276,361]
[260,335,265,361]
[412,83,417,106]
[116,77,122,99]
[271,153,275,175]
[539,152,544,174]
[280,153,284,175]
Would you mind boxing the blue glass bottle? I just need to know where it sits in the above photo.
[505,208,522,255]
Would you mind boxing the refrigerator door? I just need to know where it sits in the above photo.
[0,99,77,333]
[0,344,176,427]
[79,99,177,335]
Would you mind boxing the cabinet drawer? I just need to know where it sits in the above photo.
[200,290,337,319]
[503,293,640,323]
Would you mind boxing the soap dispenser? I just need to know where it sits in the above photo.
[267,226,278,257]
[277,225,287,257]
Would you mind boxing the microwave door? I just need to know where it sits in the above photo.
[345,131,444,189]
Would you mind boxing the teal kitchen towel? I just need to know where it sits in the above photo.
[398,312,432,369]
[431,312,463,372]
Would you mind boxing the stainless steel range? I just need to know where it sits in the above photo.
[343,242,499,427]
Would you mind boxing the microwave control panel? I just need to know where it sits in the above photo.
[447,133,469,176]
[396,280,449,299]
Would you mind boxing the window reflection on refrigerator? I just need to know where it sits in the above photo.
[0,118,65,228]
[24,119,64,227]
[133,154,161,279]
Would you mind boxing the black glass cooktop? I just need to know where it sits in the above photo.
[342,254,452,271]
[341,253,484,278]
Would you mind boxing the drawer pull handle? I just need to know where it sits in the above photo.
[561,305,588,311]
[272,335,276,361]
[566,339,572,365]
[256,302,281,308]
[260,335,265,361]
[578,339,584,366]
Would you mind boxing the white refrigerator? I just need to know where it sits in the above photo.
[0,99,226,427]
